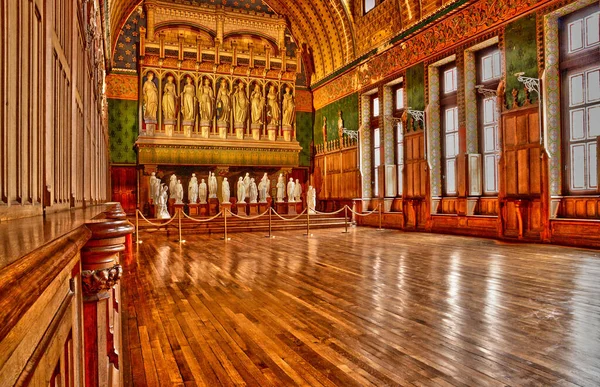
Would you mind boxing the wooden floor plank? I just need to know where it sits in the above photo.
[121,227,600,386]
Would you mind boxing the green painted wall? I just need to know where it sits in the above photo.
[504,14,538,109]
[108,99,138,164]
[296,111,313,167]
[314,92,359,145]
[406,62,425,131]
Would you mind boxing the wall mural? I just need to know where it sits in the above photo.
[109,99,139,164]
[312,0,555,110]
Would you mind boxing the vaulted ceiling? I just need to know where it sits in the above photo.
[106,0,356,84]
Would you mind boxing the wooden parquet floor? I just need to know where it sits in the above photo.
[121,227,600,386]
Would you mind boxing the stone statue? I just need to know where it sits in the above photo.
[169,174,178,199]
[251,84,264,124]
[149,172,159,203]
[208,172,217,198]
[237,177,246,203]
[282,86,295,126]
[249,178,258,203]
[175,180,184,204]
[181,76,196,122]
[142,72,158,121]
[216,79,232,125]
[287,178,295,202]
[265,174,271,197]
[157,185,170,219]
[162,75,177,120]
[243,173,250,199]
[266,85,280,125]
[293,179,302,202]
[188,173,198,204]
[222,177,230,203]
[307,185,316,214]
[233,81,249,124]
[276,174,285,202]
[198,78,214,121]
[258,178,266,203]
[199,179,207,204]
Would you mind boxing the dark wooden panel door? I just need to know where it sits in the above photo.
[111,166,137,214]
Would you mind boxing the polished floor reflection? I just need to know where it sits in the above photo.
[122,228,600,386]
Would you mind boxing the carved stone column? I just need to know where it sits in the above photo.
[82,203,134,387]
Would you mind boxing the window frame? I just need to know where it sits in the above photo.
[476,45,502,196]
[370,93,382,197]
[559,4,600,195]
[440,63,459,197]
[393,84,405,196]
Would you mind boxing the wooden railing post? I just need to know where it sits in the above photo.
[81,203,134,387]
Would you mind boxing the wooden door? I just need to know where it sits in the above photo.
[111,166,137,214]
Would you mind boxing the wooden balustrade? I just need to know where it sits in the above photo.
[0,203,133,387]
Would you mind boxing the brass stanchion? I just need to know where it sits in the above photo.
[135,209,140,244]
[342,205,349,233]
[378,202,383,231]
[222,207,230,241]
[265,207,273,238]
[305,207,311,237]
[177,208,185,243]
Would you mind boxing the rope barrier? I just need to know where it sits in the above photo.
[181,210,224,222]
[227,207,271,220]
[271,207,308,221]
[314,206,348,215]
[137,209,179,227]
[346,206,380,217]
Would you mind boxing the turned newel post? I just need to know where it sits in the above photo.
[82,203,134,387]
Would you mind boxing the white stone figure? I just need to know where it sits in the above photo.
[265,174,271,197]
[276,174,285,202]
[237,177,246,203]
[157,185,171,219]
[208,172,217,198]
[222,177,230,203]
[149,172,159,203]
[243,173,251,199]
[199,179,208,204]
[188,173,198,204]
[169,174,178,199]
[143,72,158,121]
[175,180,184,204]
[307,186,316,214]
[249,178,258,203]
[293,179,302,202]
[258,178,266,203]
[287,178,295,202]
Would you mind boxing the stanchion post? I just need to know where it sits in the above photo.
[223,207,229,241]
[135,209,140,244]
[266,207,272,238]
[378,202,383,230]
[178,208,183,243]
[343,205,348,233]
[305,208,310,237]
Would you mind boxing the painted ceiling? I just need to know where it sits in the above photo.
[107,0,356,83]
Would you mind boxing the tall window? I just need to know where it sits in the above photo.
[371,95,381,196]
[561,5,600,194]
[364,0,383,14]
[393,85,405,195]
[441,64,458,195]
[477,47,502,194]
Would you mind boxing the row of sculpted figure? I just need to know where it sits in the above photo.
[149,171,317,219]
[142,73,295,128]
